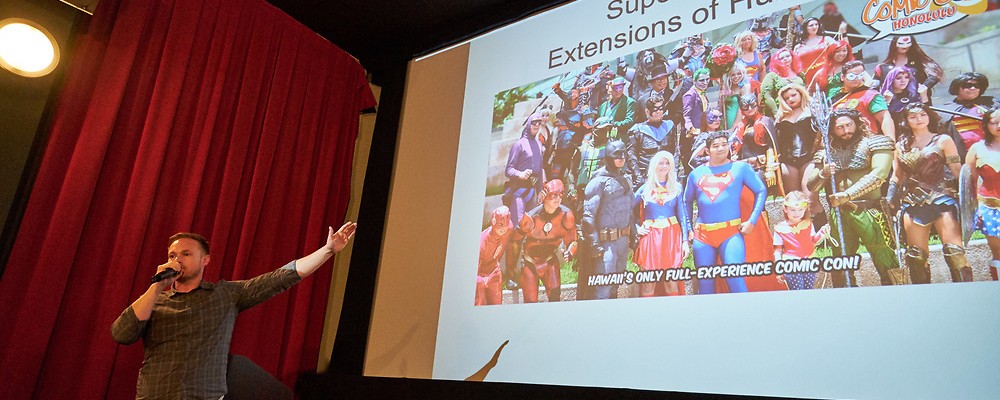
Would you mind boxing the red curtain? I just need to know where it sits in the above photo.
[0,0,376,398]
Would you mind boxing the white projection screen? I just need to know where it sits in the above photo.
[366,1,1000,398]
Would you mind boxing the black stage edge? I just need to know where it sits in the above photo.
[297,373,806,400]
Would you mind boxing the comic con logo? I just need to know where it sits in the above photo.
[862,0,989,40]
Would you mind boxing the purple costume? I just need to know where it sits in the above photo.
[504,119,546,224]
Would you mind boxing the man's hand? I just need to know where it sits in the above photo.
[153,260,180,290]
[564,242,578,261]
[739,221,755,235]
[828,192,850,208]
[325,222,358,254]
[821,163,837,179]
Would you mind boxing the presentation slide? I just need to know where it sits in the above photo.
[374,1,1000,398]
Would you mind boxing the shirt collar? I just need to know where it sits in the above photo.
[166,280,216,296]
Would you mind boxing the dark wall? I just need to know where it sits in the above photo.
[0,1,81,267]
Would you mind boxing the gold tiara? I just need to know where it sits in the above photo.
[783,198,809,208]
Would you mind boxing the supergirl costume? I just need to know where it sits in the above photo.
[633,184,688,290]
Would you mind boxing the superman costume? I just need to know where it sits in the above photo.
[684,161,768,294]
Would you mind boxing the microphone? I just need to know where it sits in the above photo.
[151,268,179,283]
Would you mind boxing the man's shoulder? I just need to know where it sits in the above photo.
[629,122,651,135]
[862,134,895,152]
[732,160,757,175]
[689,163,715,177]
[586,168,610,186]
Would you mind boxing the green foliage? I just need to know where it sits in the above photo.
[493,88,528,130]
[561,259,578,285]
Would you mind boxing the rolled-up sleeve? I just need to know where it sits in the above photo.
[233,261,303,311]
[111,306,147,344]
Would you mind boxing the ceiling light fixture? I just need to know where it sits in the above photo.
[0,18,61,78]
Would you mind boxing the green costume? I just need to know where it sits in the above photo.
[597,95,637,142]
[809,132,903,287]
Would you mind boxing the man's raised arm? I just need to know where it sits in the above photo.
[294,222,357,278]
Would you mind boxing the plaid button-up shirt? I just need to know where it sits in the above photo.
[112,262,301,399]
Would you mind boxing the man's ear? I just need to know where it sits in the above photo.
[202,254,211,267]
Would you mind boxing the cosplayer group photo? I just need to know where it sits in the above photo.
[475,0,1000,305]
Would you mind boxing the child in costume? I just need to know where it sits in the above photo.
[772,191,830,290]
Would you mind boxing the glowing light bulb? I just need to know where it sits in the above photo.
[0,19,59,77]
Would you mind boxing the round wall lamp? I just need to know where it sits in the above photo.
[0,18,61,78]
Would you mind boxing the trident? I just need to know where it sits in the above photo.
[809,85,852,287]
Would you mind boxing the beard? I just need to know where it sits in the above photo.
[831,128,863,149]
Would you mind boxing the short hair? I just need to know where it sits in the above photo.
[705,130,730,149]
[841,60,865,75]
[692,68,711,81]
[948,72,989,96]
[169,232,210,254]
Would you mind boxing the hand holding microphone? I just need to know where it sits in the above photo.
[151,260,180,285]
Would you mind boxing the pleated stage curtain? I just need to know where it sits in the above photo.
[0,0,376,398]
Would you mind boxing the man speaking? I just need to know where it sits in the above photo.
[112,223,356,399]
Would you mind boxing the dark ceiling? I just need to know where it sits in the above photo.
[265,0,572,84]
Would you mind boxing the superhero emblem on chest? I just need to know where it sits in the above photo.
[834,96,855,110]
[978,146,1000,173]
[897,147,921,168]
[697,171,734,202]
[899,138,944,169]
[543,221,553,235]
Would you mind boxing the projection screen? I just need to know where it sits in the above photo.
[367,1,1000,398]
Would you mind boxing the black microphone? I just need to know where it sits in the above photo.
[151,268,179,283]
